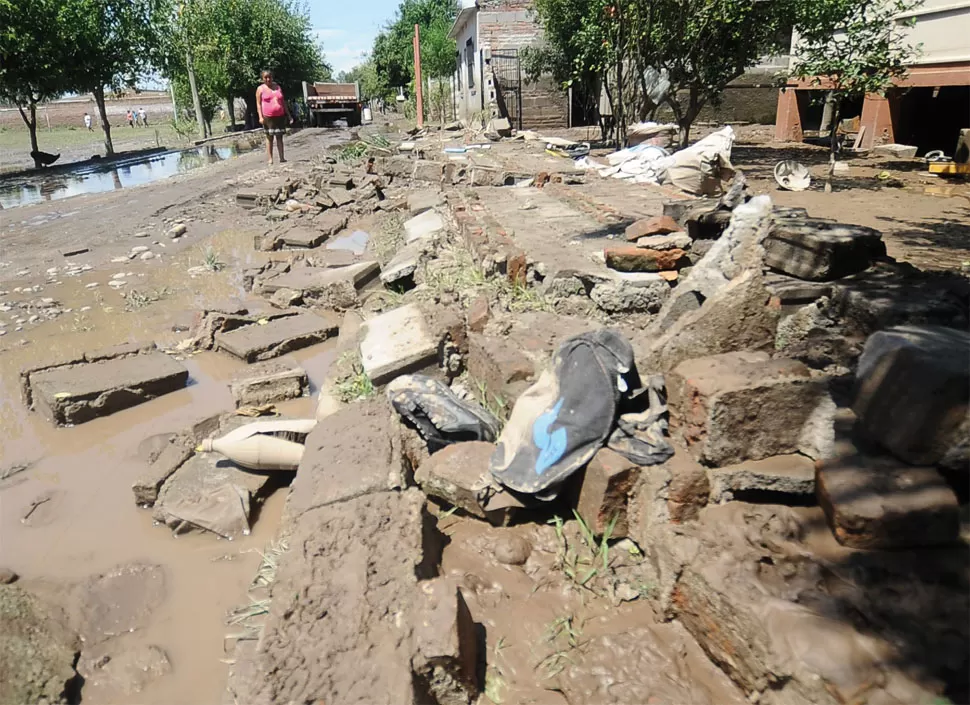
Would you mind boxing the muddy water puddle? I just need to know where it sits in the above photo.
[0,223,339,703]
[0,141,257,210]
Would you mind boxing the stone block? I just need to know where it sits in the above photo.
[466,333,534,403]
[708,455,815,503]
[229,358,308,407]
[404,209,446,244]
[605,246,688,273]
[665,452,710,523]
[589,273,670,314]
[852,325,970,466]
[816,452,959,549]
[132,435,193,506]
[383,155,414,178]
[625,214,681,241]
[215,312,340,362]
[764,272,832,305]
[466,296,491,333]
[469,167,507,187]
[285,398,406,519]
[685,206,732,240]
[414,441,500,522]
[764,218,885,281]
[408,190,445,215]
[413,578,479,705]
[667,351,831,467]
[27,352,188,426]
[488,116,512,136]
[381,241,426,286]
[635,233,691,251]
[328,188,354,207]
[360,304,438,386]
[278,228,324,249]
[413,160,445,184]
[872,143,918,159]
[261,262,379,309]
[573,447,639,537]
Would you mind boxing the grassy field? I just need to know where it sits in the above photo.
[0,120,235,172]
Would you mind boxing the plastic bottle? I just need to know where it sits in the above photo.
[200,434,304,471]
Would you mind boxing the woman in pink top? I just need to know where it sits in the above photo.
[256,69,293,165]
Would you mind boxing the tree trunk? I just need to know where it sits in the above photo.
[17,102,41,168]
[678,86,704,148]
[826,98,842,194]
[228,94,236,129]
[186,48,206,139]
[93,85,114,156]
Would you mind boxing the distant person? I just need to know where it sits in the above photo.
[126,109,134,128]
[83,112,92,131]
[139,108,148,126]
[256,69,293,166]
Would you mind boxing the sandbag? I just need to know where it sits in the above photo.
[490,329,635,496]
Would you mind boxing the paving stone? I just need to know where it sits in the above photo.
[278,228,326,249]
[816,452,959,549]
[852,324,970,466]
[260,262,379,309]
[413,160,445,184]
[635,232,691,251]
[152,452,273,538]
[328,188,354,207]
[466,333,534,404]
[230,489,433,705]
[27,352,188,426]
[408,190,445,215]
[380,242,426,286]
[469,167,507,187]
[764,218,885,281]
[625,214,682,241]
[667,351,832,467]
[414,441,497,521]
[360,304,438,385]
[605,246,688,273]
[229,358,308,408]
[132,435,194,506]
[404,209,446,244]
[872,143,918,159]
[215,312,340,362]
[412,578,479,705]
[285,398,406,519]
[707,454,815,503]
[573,447,639,537]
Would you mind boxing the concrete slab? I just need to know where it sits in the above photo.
[229,358,308,407]
[260,261,380,295]
[403,209,445,244]
[407,190,445,215]
[380,241,426,285]
[28,352,189,426]
[215,312,340,362]
[360,304,438,385]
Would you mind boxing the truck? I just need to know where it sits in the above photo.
[302,81,362,127]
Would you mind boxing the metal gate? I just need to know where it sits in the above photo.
[491,49,522,130]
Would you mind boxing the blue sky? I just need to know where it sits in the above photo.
[309,0,400,75]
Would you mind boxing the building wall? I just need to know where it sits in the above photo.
[520,76,569,129]
[897,0,970,65]
[452,13,481,123]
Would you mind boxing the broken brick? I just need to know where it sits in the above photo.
[573,447,639,537]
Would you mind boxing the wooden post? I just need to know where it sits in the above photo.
[413,24,424,128]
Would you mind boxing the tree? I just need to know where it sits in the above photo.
[791,0,921,158]
[59,0,169,156]
[0,0,74,167]
[338,57,382,100]
[371,0,456,98]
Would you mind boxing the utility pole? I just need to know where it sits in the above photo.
[413,24,424,128]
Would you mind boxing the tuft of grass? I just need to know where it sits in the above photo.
[201,247,225,272]
[337,141,369,162]
[333,351,376,403]
[251,539,288,588]
[546,511,619,595]
[535,613,585,680]
[484,668,507,703]
[373,212,404,266]
[122,287,171,311]
[470,375,510,424]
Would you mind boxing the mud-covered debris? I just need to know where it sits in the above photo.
[573,447,639,538]
[708,454,815,504]
[229,358,308,408]
[388,376,501,451]
[77,644,172,695]
[764,217,885,281]
[413,578,479,705]
[0,567,18,584]
[413,441,499,521]
[215,311,340,362]
[132,434,194,506]
[625,214,681,241]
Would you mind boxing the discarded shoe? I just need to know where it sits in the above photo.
[490,329,635,496]
[387,374,502,451]
[607,373,674,466]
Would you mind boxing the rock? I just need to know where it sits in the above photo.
[466,333,534,404]
[413,160,446,184]
[414,441,509,523]
[816,452,959,549]
[131,435,193,506]
[605,246,688,273]
[61,246,90,257]
[764,218,885,281]
[167,224,187,238]
[73,562,166,646]
[404,209,445,244]
[708,454,815,504]
[380,241,427,286]
[407,190,445,215]
[491,534,532,565]
[764,272,833,306]
[360,304,438,386]
[690,239,715,259]
[328,188,354,207]
[625,215,682,241]
[412,578,479,705]
[589,273,670,313]
[227,489,434,705]
[153,451,272,538]
[77,644,171,695]
[139,251,155,261]
[215,311,340,362]
[635,232,691,251]
[25,351,188,426]
[573,447,639,537]
[131,245,149,254]
[0,584,79,705]
[285,399,406,518]
[667,351,833,467]
[229,358,308,407]
[469,167,507,187]
[0,567,17,584]
[872,143,918,159]
[852,325,970,466]
[133,231,149,238]
[487,117,512,137]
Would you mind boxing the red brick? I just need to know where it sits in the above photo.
[573,448,639,537]
[605,246,688,273]
[625,215,681,241]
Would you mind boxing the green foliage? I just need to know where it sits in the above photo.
[371,0,457,99]
[791,0,922,152]
[337,57,383,100]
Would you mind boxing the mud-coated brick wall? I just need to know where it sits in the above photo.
[519,76,568,129]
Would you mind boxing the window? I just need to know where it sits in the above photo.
[466,38,475,89]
